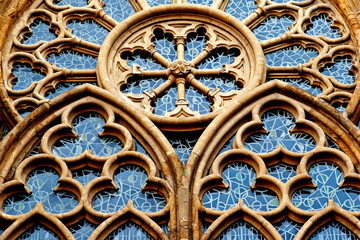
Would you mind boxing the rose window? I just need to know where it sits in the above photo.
[1,0,360,239]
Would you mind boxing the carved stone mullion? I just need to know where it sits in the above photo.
[175,36,186,61]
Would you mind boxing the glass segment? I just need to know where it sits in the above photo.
[185,33,207,61]
[216,221,265,240]
[321,56,354,85]
[53,0,87,7]
[252,15,294,42]
[265,46,318,66]
[305,14,342,39]
[268,163,296,183]
[17,224,60,240]
[22,18,56,45]
[225,0,257,21]
[69,219,97,240]
[122,78,167,95]
[154,87,177,115]
[274,218,301,240]
[67,19,109,45]
[309,221,358,240]
[47,50,97,69]
[12,62,45,91]
[102,0,135,22]
[107,222,152,239]
[72,167,102,186]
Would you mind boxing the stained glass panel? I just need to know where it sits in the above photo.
[72,167,101,186]
[309,221,358,240]
[12,62,45,91]
[17,224,60,240]
[252,15,294,42]
[53,0,87,7]
[154,35,176,62]
[292,162,360,211]
[225,0,257,21]
[198,50,238,69]
[102,0,135,22]
[147,0,172,7]
[127,54,165,71]
[274,218,301,240]
[197,76,241,92]
[265,46,318,66]
[53,113,123,157]
[203,162,279,211]
[153,87,177,116]
[122,78,166,95]
[69,219,97,240]
[187,0,212,5]
[92,165,166,213]
[67,19,109,45]
[268,163,296,183]
[107,222,152,239]
[3,168,78,215]
[185,34,206,61]
[22,18,56,45]
[244,110,316,153]
[305,14,342,39]
[186,86,211,114]
[47,50,97,69]
[216,221,265,240]
[321,56,354,85]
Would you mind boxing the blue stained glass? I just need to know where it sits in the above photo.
[69,219,97,240]
[3,168,78,215]
[28,143,40,157]
[154,36,176,62]
[72,167,101,186]
[187,0,212,5]
[244,109,316,153]
[225,0,257,21]
[274,218,301,240]
[292,162,360,211]
[2,125,9,139]
[160,223,168,234]
[309,221,358,240]
[203,162,279,211]
[186,87,211,114]
[327,136,341,150]
[321,57,354,85]
[17,224,60,240]
[185,34,206,61]
[147,0,171,7]
[22,18,56,45]
[306,14,342,39]
[102,0,135,22]
[45,82,96,99]
[53,113,123,157]
[92,165,166,213]
[67,19,109,45]
[47,50,97,69]
[252,15,294,42]
[127,54,165,71]
[216,221,265,240]
[122,78,166,95]
[197,76,241,92]
[18,108,34,119]
[218,134,235,155]
[198,51,237,69]
[164,131,201,163]
[107,222,151,239]
[268,163,296,183]
[271,0,303,3]
[53,0,87,7]
[154,87,177,116]
[274,78,322,96]
[202,221,211,234]
[133,138,150,156]
[333,102,347,113]
[12,62,45,91]
[265,45,318,66]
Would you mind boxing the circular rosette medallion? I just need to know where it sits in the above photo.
[97,5,265,127]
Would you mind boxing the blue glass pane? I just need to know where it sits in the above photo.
[3,168,78,215]
[53,113,123,157]
[197,76,241,92]
[203,162,279,211]
[47,50,97,69]
[154,87,177,116]
[72,167,101,186]
[18,108,34,119]
[127,54,165,71]
[185,34,206,61]
[321,57,354,85]
[225,0,257,21]
[133,138,150,156]
[67,19,109,45]
[2,125,10,139]
[147,0,171,7]
[292,162,360,211]
[69,219,97,240]
[122,78,166,94]
[198,50,238,69]
[154,35,176,62]
[268,163,296,183]
[305,14,341,39]
[22,18,56,45]
[252,16,294,42]
[187,0,212,5]
[274,218,301,240]
[92,165,166,213]
[102,0,135,22]
[107,222,151,239]
[309,221,358,240]
[164,131,201,164]
[160,223,168,234]
[218,134,235,155]
[271,0,303,3]
[333,102,347,113]
[327,136,341,150]
[53,0,87,7]
[45,82,96,99]
[12,62,45,91]
[17,224,60,240]
[186,87,211,114]
[244,110,316,153]
[202,221,211,234]
[265,45,318,66]
[28,143,40,157]
[216,221,265,239]
[273,78,322,96]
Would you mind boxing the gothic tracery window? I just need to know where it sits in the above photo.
[1,0,360,239]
